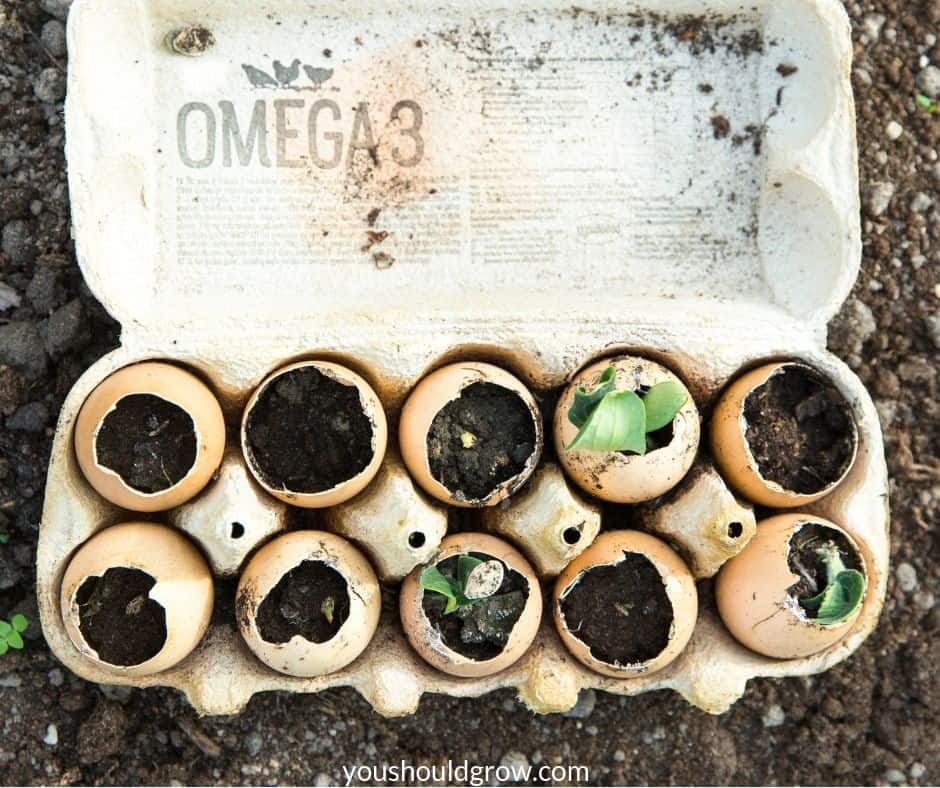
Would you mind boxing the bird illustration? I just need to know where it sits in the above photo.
[273,58,302,86]
[303,65,334,86]
[241,64,278,88]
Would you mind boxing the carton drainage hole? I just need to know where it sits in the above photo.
[563,527,582,545]
[560,553,672,667]
[96,394,197,494]
[743,365,855,495]
[787,522,864,620]
[76,567,167,666]
[254,560,350,644]
[422,553,528,661]
[728,522,744,539]
[427,383,537,502]
[230,522,245,539]
[245,367,374,494]
[408,531,426,549]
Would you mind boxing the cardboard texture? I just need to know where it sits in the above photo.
[37,0,888,716]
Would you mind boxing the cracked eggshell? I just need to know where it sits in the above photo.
[400,532,542,677]
[554,356,700,504]
[60,522,214,677]
[710,362,859,508]
[554,530,698,677]
[74,362,226,512]
[715,514,866,659]
[398,362,543,507]
[236,531,380,678]
[240,361,388,508]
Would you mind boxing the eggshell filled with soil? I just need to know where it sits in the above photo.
[59,522,214,677]
[400,532,542,677]
[553,356,700,504]
[716,514,867,659]
[710,361,858,508]
[398,362,543,507]
[236,531,380,678]
[74,362,226,512]
[241,361,388,508]
[554,530,698,677]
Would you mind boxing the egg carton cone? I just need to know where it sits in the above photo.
[37,0,888,716]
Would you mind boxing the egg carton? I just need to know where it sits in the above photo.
[37,0,888,716]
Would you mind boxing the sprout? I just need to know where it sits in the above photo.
[798,544,866,626]
[419,555,505,614]
[0,614,28,656]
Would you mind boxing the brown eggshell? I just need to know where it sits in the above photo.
[241,361,388,508]
[400,532,542,677]
[554,530,698,677]
[60,522,214,677]
[715,514,866,659]
[74,362,226,512]
[710,362,858,508]
[554,356,700,504]
[236,531,380,678]
[398,362,543,507]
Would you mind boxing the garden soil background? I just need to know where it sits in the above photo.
[0,0,937,784]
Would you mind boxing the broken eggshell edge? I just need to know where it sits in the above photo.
[73,361,226,512]
[59,521,214,678]
[235,530,381,678]
[240,360,389,508]
[400,532,543,678]
[710,361,860,508]
[398,362,544,508]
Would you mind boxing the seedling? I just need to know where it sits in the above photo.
[798,544,866,625]
[0,614,28,656]
[566,366,688,453]
[916,93,938,114]
[419,555,505,614]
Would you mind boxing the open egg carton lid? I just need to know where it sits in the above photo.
[65,0,860,354]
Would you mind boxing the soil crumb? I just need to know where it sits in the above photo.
[95,393,197,494]
[167,25,215,56]
[743,365,856,494]
[711,115,731,139]
[422,553,528,661]
[246,367,374,494]
[76,567,167,666]
[427,381,537,502]
[560,552,673,666]
[256,560,350,644]
[787,522,864,613]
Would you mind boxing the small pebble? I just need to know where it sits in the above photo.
[6,401,49,432]
[885,768,906,784]
[563,688,596,719]
[314,774,332,787]
[862,13,886,40]
[500,751,530,774]
[244,732,263,757]
[48,668,64,687]
[43,724,58,747]
[39,0,72,19]
[916,65,940,98]
[910,763,926,779]
[33,68,66,103]
[913,590,935,610]
[886,121,903,141]
[614,750,626,762]
[896,563,918,592]
[910,192,934,213]
[762,704,786,728]
[865,182,895,217]
[40,20,67,57]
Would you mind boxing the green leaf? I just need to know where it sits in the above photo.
[801,569,866,626]
[10,614,27,633]
[916,93,932,107]
[642,381,688,432]
[457,555,483,590]
[566,389,647,454]
[0,640,7,656]
[567,366,617,428]
[419,565,459,614]
[0,621,10,637]
[5,630,22,650]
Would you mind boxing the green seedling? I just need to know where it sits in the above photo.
[565,365,688,454]
[419,555,504,614]
[916,93,938,114]
[0,614,28,656]
[798,545,866,626]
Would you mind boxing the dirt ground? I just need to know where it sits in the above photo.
[0,0,937,785]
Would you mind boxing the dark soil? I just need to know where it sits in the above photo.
[94,393,197,493]
[427,382,536,502]
[787,522,865,608]
[245,367,374,494]
[0,1,937,784]
[422,553,528,661]
[560,553,673,667]
[75,568,167,666]
[743,364,856,494]
[255,560,350,645]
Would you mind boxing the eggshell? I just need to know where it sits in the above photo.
[60,522,214,677]
[554,530,698,677]
[399,362,543,507]
[400,532,542,677]
[710,362,858,508]
[554,356,700,504]
[236,531,380,677]
[74,362,226,512]
[715,514,866,659]
[241,361,388,508]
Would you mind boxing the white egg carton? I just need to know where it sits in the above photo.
[38,0,888,716]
